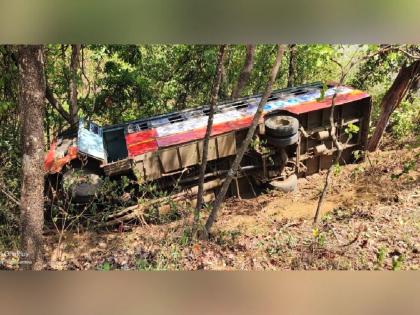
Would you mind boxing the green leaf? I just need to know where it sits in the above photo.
[345,123,360,135]
[316,83,328,101]
[99,261,111,271]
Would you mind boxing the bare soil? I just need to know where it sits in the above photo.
[4,140,418,271]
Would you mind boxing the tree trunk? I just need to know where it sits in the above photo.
[407,74,420,102]
[313,89,342,224]
[204,44,286,235]
[367,60,420,152]
[45,85,72,124]
[194,45,227,233]
[219,52,229,99]
[69,44,81,126]
[2,45,16,101]
[17,45,46,270]
[231,45,256,99]
[287,44,297,87]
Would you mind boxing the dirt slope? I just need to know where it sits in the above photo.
[4,144,417,271]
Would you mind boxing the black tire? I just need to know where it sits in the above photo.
[265,115,299,137]
[266,133,299,147]
[269,174,298,192]
[62,169,102,204]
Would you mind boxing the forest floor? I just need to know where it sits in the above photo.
[4,137,418,271]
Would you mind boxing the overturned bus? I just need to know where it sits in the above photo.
[44,82,371,205]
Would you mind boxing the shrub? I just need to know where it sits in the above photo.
[389,98,420,139]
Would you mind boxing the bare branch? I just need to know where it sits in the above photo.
[204,44,287,236]
[313,45,405,224]
[313,87,342,224]
[45,84,72,124]
[69,44,81,125]
[314,53,351,224]
[81,45,92,103]
[194,45,227,234]
[0,180,20,206]
[397,48,420,60]
[287,44,298,87]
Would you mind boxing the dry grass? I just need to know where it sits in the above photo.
[3,141,417,270]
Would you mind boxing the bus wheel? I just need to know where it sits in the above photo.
[265,115,299,138]
[269,174,297,193]
[62,169,102,204]
[266,133,299,147]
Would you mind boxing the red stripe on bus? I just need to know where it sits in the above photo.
[285,91,369,115]
[125,129,157,144]
[127,140,158,156]
[156,116,254,147]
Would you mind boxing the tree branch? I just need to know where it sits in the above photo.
[0,180,20,206]
[81,45,92,104]
[397,47,420,60]
[313,88,342,224]
[287,44,297,87]
[231,45,256,99]
[204,44,286,236]
[45,84,72,124]
[194,45,227,235]
[69,44,81,125]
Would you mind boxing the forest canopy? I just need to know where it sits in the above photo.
[2,44,418,133]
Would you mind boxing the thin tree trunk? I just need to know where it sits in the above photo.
[44,48,72,124]
[204,44,286,235]
[231,45,256,99]
[219,51,229,99]
[17,45,46,270]
[69,44,81,126]
[313,90,341,224]
[193,45,227,233]
[3,45,16,101]
[45,85,72,124]
[367,60,420,152]
[312,46,399,224]
[407,76,419,102]
[287,44,297,87]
